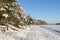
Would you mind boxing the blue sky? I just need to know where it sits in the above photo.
[17,0,60,23]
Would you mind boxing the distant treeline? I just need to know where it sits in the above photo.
[56,23,60,25]
[35,20,48,25]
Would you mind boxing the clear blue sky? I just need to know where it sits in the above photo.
[17,0,60,23]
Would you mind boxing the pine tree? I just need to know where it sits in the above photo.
[0,0,16,2]
[0,0,37,31]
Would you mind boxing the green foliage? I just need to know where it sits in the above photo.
[0,0,16,3]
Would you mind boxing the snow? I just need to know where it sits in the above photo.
[2,14,9,18]
[0,25,60,40]
[4,6,8,8]
[0,7,6,11]
[26,25,60,40]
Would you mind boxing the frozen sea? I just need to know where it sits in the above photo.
[0,25,60,40]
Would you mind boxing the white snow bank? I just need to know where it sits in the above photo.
[0,25,60,40]
[0,25,30,40]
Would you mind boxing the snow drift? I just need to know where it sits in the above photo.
[0,25,60,40]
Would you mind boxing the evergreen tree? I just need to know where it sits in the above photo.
[0,0,16,2]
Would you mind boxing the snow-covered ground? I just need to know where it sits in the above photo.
[0,25,60,40]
